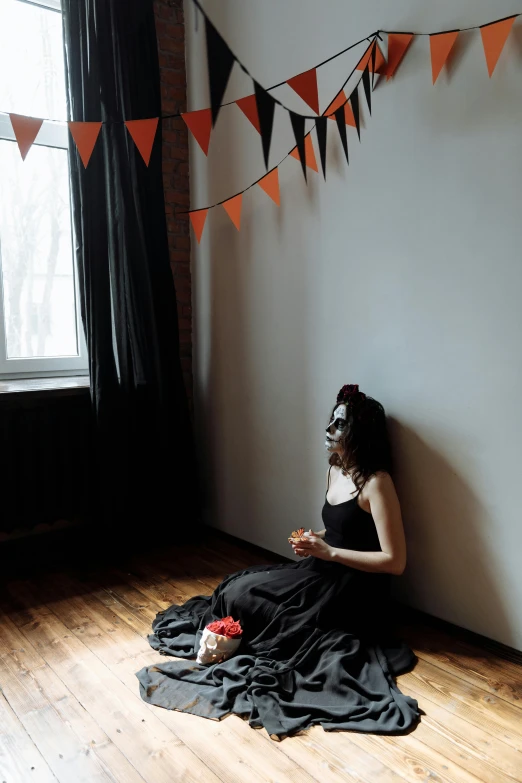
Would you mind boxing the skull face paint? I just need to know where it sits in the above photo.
[325,403,348,451]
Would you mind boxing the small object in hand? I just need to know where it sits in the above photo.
[196,616,243,665]
[288,527,305,543]
[288,528,312,544]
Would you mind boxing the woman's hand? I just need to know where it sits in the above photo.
[291,533,332,561]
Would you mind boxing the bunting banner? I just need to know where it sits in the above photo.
[480,16,516,77]
[68,121,103,168]
[287,68,320,114]
[9,113,43,160]
[289,111,307,181]
[370,39,378,89]
[356,40,387,74]
[183,5,521,243]
[2,0,521,247]
[125,118,159,166]
[324,92,356,127]
[430,31,459,84]
[350,88,361,140]
[258,169,280,205]
[223,194,242,230]
[315,116,328,179]
[181,108,212,155]
[362,64,372,115]
[334,105,349,164]
[205,17,235,124]
[386,33,414,80]
[235,94,261,132]
[289,133,318,174]
[189,209,209,244]
[254,80,276,169]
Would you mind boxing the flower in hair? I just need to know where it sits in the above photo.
[336,384,366,405]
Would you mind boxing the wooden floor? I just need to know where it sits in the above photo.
[1,532,522,783]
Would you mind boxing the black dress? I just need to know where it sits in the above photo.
[136,481,420,740]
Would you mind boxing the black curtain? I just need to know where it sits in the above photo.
[61,0,196,536]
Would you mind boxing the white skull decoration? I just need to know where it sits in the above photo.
[196,627,241,665]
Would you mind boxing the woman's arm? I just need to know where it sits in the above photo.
[329,546,402,575]
[292,473,407,576]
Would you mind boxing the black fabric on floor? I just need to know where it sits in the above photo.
[137,495,420,740]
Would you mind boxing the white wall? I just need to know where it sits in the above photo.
[185,0,522,650]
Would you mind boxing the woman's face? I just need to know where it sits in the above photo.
[325,403,348,452]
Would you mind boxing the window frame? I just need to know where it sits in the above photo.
[0,0,88,379]
[17,0,61,13]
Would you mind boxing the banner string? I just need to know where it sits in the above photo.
[0,32,373,125]
[3,3,522,218]
[186,0,377,119]
[176,1,522,121]
[176,55,370,214]
[378,12,521,36]
[165,31,377,118]
[179,4,522,216]
[1,9,521,125]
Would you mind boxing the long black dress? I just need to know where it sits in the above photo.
[136,484,420,740]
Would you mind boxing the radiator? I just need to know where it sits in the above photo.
[0,390,93,535]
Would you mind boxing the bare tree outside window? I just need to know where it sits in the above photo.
[0,0,87,375]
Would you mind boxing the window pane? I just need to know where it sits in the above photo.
[0,0,66,120]
[0,140,78,359]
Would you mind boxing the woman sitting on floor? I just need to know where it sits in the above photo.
[136,384,420,741]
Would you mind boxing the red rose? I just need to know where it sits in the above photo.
[206,616,242,638]
[223,620,242,638]
[206,620,227,635]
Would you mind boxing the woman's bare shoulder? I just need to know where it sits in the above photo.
[365,471,396,496]
[326,463,342,479]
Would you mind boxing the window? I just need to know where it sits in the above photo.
[0,0,87,378]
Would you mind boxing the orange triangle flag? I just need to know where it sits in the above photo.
[289,133,318,173]
[323,91,356,127]
[9,114,43,160]
[324,91,346,116]
[181,108,212,155]
[287,69,320,114]
[356,41,387,73]
[386,33,414,80]
[258,169,280,206]
[480,16,516,77]
[125,118,159,165]
[189,209,209,244]
[223,194,242,230]
[235,95,261,133]
[430,31,459,84]
[68,121,103,168]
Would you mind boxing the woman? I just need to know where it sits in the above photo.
[136,385,420,740]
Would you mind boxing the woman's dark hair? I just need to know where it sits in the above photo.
[328,385,392,491]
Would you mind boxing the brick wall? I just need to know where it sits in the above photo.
[154,0,192,399]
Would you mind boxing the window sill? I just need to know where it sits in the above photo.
[0,375,90,402]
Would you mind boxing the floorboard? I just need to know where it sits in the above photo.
[1,534,521,783]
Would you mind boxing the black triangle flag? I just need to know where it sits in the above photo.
[290,111,307,182]
[205,18,235,125]
[254,81,276,169]
[371,40,377,90]
[315,116,327,179]
[362,65,372,115]
[351,87,360,140]
[335,105,349,164]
